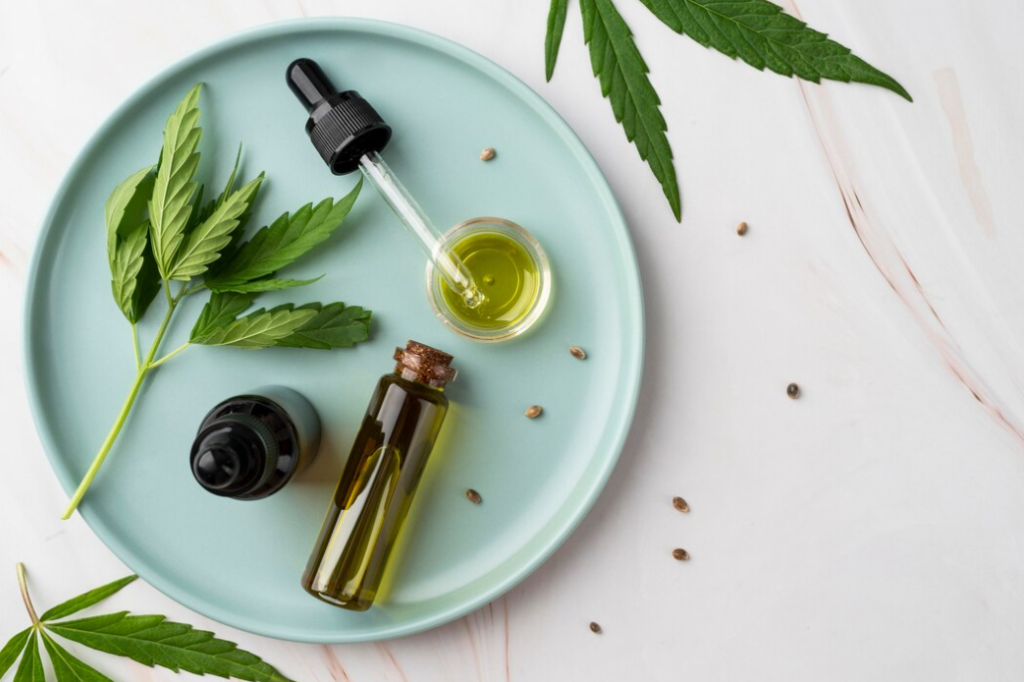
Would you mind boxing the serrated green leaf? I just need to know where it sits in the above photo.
[40,575,137,623]
[185,184,208,235]
[191,304,318,349]
[42,633,115,682]
[207,178,362,288]
[190,292,257,341]
[0,628,31,679]
[168,174,264,280]
[274,303,372,349]
[11,633,41,682]
[581,0,681,220]
[105,166,154,268]
[208,276,323,294]
[545,0,570,81]
[149,84,203,277]
[110,222,149,321]
[216,144,244,210]
[636,0,911,100]
[129,240,162,324]
[187,144,242,238]
[48,613,295,682]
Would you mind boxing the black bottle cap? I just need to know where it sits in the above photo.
[286,58,392,175]
[190,413,279,498]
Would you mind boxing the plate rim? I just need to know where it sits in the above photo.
[23,16,645,643]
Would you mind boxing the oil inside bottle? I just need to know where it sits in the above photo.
[440,231,539,330]
[302,342,456,610]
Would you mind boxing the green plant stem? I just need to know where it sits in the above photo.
[131,324,141,371]
[149,343,190,369]
[163,280,175,309]
[16,563,40,628]
[61,289,183,520]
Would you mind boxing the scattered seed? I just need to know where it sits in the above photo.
[525,405,543,419]
[569,345,587,360]
[480,147,496,161]
[672,496,690,513]
[736,221,749,236]
[465,489,482,504]
[672,548,690,561]
[787,383,800,399]
[483,275,495,285]
[589,622,602,634]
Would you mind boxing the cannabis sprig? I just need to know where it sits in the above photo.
[545,0,912,220]
[4,565,295,682]
[62,84,371,519]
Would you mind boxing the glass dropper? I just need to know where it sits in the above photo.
[286,58,484,309]
[357,151,483,308]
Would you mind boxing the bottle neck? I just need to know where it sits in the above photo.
[395,369,445,392]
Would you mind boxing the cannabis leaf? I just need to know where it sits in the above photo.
[105,165,153,266]
[190,292,257,338]
[275,303,372,350]
[128,240,163,324]
[209,276,323,294]
[637,0,911,100]
[105,167,160,323]
[543,0,910,220]
[149,83,202,277]
[12,632,42,682]
[42,634,114,682]
[168,173,264,280]
[3,565,296,682]
[581,0,681,220]
[39,576,138,622]
[0,630,30,679]
[110,221,150,321]
[51,614,293,682]
[190,304,318,349]
[65,85,371,518]
[206,178,362,290]
[545,0,570,81]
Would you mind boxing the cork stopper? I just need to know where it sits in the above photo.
[394,341,457,388]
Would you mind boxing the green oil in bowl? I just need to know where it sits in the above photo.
[440,231,540,331]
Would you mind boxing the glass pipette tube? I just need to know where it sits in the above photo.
[358,151,484,309]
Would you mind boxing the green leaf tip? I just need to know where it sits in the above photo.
[275,303,372,350]
[40,575,138,623]
[636,0,911,101]
[149,83,204,278]
[206,177,363,288]
[581,0,682,220]
[545,0,570,81]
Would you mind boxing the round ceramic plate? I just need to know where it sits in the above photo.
[25,18,643,643]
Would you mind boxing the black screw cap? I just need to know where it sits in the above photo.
[287,58,392,175]
[190,413,279,498]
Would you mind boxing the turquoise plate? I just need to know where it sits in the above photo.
[24,18,643,643]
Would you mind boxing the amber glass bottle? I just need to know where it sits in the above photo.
[302,341,457,610]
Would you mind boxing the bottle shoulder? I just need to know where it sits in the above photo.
[379,374,449,408]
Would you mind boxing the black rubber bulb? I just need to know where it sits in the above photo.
[287,58,336,113]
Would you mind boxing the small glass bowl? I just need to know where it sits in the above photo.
[426,217,552,343]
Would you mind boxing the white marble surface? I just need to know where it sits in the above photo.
[3,0,1024,679]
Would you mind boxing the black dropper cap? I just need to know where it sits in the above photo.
[286,58,392,175]
[190,414,279,498]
